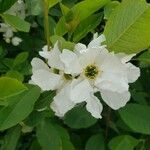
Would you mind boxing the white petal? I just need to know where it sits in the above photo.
[4,29,13,38]
[79,48,100,68]
[60,49,82,74]
[86,95,103,119]
[39,42,64,70]
[70,79,93,103]
[74,43,87,55]
[31,58,49,73]
[101,90,131,110]
[50,84,75,117]
[11,37,22,46]
[116,53,136,63]
[88,34,106,48]
[101,53,126,74]
[31,69,61,91]
[126,63,140,83]
[95,72,128,93]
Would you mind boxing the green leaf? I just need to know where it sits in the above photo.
[35,90,56,111]
[1,125,21,150]
[48,0,61,9]
[104,1,120,19]
[68,0,108,31]
[60,3,70,16]
[13,52,29,67]
[37,119,74,150]
[85,133,105,150]
[64,106,97,129]
[0,77,27,100]
[6,70,24,82]
[50,35,75,50]
[118,104,150,134]
[71,0,108,23]
[25,0,43,16]
[0,0,18,13]
[56,0,108,35]
[138,50,150,63]
[73,13,103,42]
[104,0,150,54]
[55,17,68,36]
[2,14,30,32]
[0,84,40,130]
[108,135,138,150]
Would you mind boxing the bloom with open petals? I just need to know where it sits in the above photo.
[59,34,140,111]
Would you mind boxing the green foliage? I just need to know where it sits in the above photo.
[73,13,103,42]
[0,85,40,130]
[2,14,30,32]
[0,77,27,100]
[108,135,139,150]
[37,119,74,150]
[0,125,21,150]
[64,106,97,129]
[13,52,29,67]
[85,133,105,150]
[0,0,18,13]
[118,104,150,134]
[104,0,150,54]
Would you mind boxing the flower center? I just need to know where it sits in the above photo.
[84,64,99,80]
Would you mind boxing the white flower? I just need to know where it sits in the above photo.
[0,23,14,39]
[39,42,64,70]
[30,34,140,119]
[51,82,76,117]
[0,1,26,44]
[59,34,140,112]
[30,57,63,91]
[0,23,22,45]
[31,42,78,92]
[51,79,103,118]
[12,37,22,46]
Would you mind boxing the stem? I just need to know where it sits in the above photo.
[43,0,51,51]
[105,107,111,139]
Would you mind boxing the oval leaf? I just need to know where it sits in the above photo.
[0,77,27,100]
[0,85,40,130]
[2,14,30,32]
[85,133,105,150]
[108,135,138,150]
[104,0,150,54]
[64,106,97,129]
[118,104,150,134]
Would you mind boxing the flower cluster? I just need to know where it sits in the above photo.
[30,34,140,119]
[0,0,25,46]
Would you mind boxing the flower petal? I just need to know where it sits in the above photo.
[86,95,103,119]
[126,63,140,83]
[79,47,100,68]
[95,72,128,93]
[100,90,131,110]
[31,69,61,91]
[74,43,87,55]
[101,53,126,74]
[70,79,93,103]
[31,57,49,73]
[39,42,64,70]
[116,53,136,63]
[50,84,75,117]
[60,49,82,74]
[88,34,106,48]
